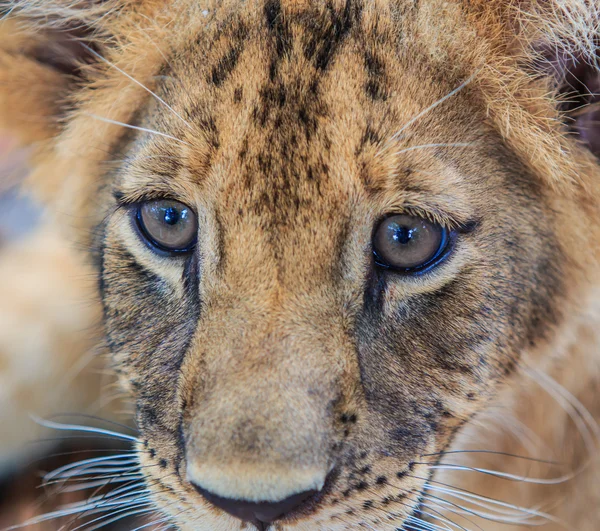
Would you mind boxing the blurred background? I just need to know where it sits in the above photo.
[0,137,143,530]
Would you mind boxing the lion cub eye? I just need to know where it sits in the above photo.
[136,199,197,253]
[373,214,451,273]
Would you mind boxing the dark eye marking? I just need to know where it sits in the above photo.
[135,199,198,255]
[372,214,455,275]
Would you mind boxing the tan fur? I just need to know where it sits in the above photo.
[1,1,600,530]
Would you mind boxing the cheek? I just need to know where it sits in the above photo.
[101,231,201,437]
[355,207,566,438]
[356,274,492,456]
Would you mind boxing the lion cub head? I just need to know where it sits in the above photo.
[1,0,600,529]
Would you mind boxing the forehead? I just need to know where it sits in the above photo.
[121,0,489,238]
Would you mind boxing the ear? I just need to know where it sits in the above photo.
[0,1,121,144]
[521,1,600,158]
[466,0,600,187]
[0,1,168,234]
[538,47,600,158]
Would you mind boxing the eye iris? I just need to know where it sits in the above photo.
[374,214,446,272]
[138,200,197,252]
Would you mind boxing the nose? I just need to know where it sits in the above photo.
[193,484,317,526]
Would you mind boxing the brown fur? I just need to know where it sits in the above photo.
[1,0,600,529]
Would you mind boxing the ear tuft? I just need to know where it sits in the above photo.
[523,1,600,157]
[0,1,121,143]
[546,48,600,158]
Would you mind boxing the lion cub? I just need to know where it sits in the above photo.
[1,1,599,530]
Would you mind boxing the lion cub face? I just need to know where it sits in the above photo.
[97,3,570,529]
[3,0,598,529]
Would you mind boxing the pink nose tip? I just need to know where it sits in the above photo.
[193,484,317,527]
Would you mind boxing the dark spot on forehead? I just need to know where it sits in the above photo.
[363,49,389,101]
[233,86,243,103]
[210,46,241,87]
[357,122,383,154]
[302,0,363,71]
[264,0,292,59]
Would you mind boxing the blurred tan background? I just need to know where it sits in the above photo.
[0,137,140,530]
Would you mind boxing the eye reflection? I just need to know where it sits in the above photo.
[373,214,450,273]
[136,199,198,253]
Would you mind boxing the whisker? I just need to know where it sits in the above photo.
[525,367,600,456]
[0,5,16,21]
[423,496,555,528]
[419,502,481,531]
[31,416,140,442]
[71,504,156,531]
[418,462,577,484]
[43,472,144,488]
[408,473,544,518]
[424,490,541,523]
[393,143,473,156]
[378,71,479,157]
[415,512,468,531]
[402,518,454,531]
[53,476,143,493]
[46,413,139,435]
[422,449,561,466]
[83,114,192,147]
[423,486,567,527]
[80,44,193,132]
[74,485,150,508]
[378,484,471,531]
[44,454,138,482]
[130,515,175,531]
[405,518,449,531]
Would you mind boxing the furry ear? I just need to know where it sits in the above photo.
[541,47,600,158]
[466,0,600,186]
[0,1,121,144]
[522,1,600,158]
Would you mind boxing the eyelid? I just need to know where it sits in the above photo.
[112,190,194,210]
[376,208,480,236]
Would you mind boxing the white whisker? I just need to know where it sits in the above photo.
[70,504,156,531]
[44,454,138,482]
[405,514,455,531]
[58,476,142,493]
[378,72,479,156]
[31,416,140,442]
[81,44,193,131]
[393,143,473,156]
[73,486,150,509]
[424,484,544,518]
[83,114,192,147]
[525,367,600,456]
[0,6,16,22]
[410,473,551,520]
[47,466,140,482]
[423,486,568,528]
[44,472,143,488]
[130,515,175,531]
[424,497,554,528]
[423,463,577,484]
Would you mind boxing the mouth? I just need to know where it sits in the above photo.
[214,468,340,531]
[248,470,426,531]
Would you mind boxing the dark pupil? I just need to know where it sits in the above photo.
[392,225,415,245]
[163,206,180,226]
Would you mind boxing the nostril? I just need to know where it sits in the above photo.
[193,483,317,524]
